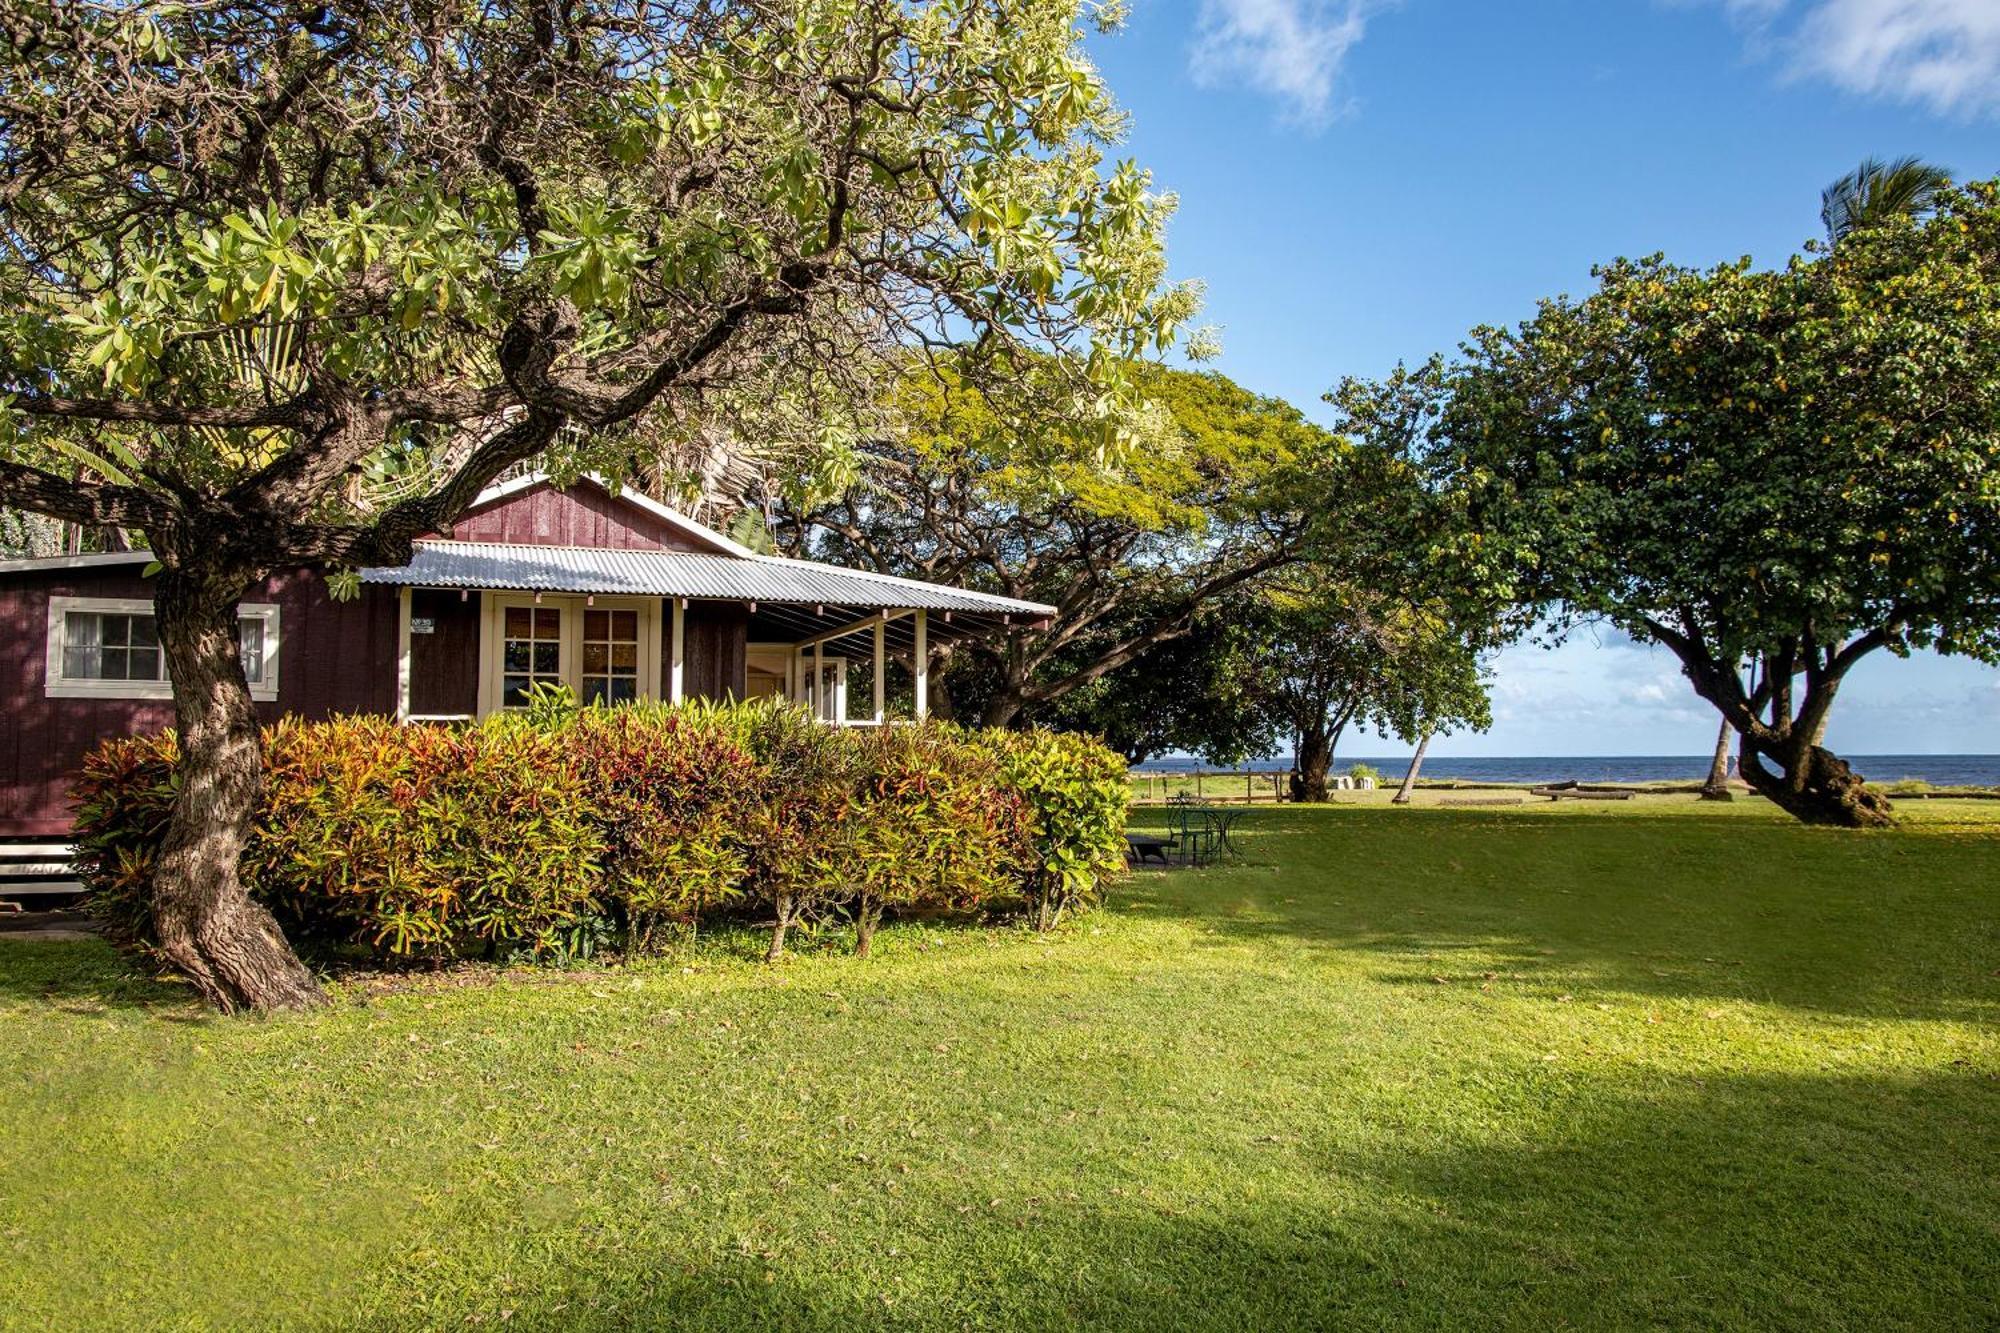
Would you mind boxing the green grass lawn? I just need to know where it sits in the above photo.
[4,798,1996,1330]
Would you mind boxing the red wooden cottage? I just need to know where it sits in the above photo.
[0,475,1051,881]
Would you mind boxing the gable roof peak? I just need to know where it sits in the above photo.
[466,471,760,559]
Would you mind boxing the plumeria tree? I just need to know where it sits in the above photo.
[1336,182,2000,826]
[0,0,1198,1009]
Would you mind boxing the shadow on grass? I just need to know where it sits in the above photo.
[333,1066,1996,1332]
[1121,805,2000,1024]
[0,936,196,1013]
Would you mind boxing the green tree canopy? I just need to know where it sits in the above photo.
[795,362,1362,726]
[1336,181,2000,826]
[976,588,1278,764]
[1238,576,1490,801]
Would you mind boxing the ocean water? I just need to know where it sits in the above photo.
[1131,754,2000,787]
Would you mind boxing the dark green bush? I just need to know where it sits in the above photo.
[72,702,1129,967]
[735,701,864,960]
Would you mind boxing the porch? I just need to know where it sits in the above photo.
[368,539,1051,726]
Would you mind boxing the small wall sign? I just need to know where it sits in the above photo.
[410,617,436,635]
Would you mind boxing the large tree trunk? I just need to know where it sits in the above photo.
[1700,718,1734,801]
[926,675,958,724]
[1392,732,1430,805]
[1295,722,1335,803]
[150,571,325,1012]
[1738,741,1894,828]
[982,692,1023,728]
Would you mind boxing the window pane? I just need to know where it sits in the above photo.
[504,642,531,672]
[239,621,264,684]
[582,678,609,706]
[505,607,531,638]
[503,676,532,707]
[65,612,103,649]
[57,609,172,683]
[584,609,608,640]
[611,610,637,640]
[582,642,609,672]
[63,645,101,679]
[534,608,560,637]
[609,677,637,703]
[611,642,637,669]
[532,642,559,673]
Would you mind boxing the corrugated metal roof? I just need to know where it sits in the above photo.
[360,541,1054,617]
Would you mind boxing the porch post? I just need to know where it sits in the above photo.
[914,609,928,720]
[669,597,685,702]
[813,638,825,722]
[872,614,886,724]
[395,586,413,722]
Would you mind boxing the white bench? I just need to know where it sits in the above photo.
[0,841,82,906]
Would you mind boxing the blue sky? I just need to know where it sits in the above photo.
[1086,0,2000,756]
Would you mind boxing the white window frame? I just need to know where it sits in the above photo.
[44,596,282,702]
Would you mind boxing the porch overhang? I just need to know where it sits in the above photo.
[359,540,1053,653]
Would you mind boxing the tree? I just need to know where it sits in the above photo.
[1821,156,1952,243]
[1243,578,1490,803]
[1701,717,1734,801]
[1009,590,1278,764]
[793,364,1354,726]
[1676,153,1953,778]
[1390,732,1429,805]
[0,508,61,558]
[1338,182,2000,827]
[0,0,1193,1009]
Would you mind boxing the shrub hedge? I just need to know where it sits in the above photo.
[966,728,1133,930]
[72,700,1129,966]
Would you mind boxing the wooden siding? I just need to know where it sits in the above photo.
[0,568,397,835]
[680,602,748,702]
[408,589,480,716]
[446,481,715,552]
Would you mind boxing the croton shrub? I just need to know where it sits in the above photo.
[71,701,1127,966]
[965,728,1133,930]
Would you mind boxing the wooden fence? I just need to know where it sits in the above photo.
[1129,769,1295,805]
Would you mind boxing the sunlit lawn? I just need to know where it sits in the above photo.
[3,797,1995,1330]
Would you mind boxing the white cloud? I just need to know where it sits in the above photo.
[1703,0,2000,117]
[1624,678,1678,707]
[1188,0,1390,128]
